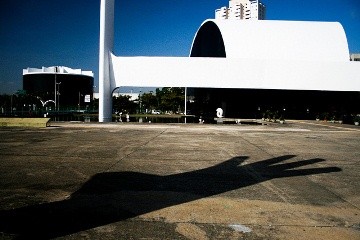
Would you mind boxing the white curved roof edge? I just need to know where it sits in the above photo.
[190,19,350,62]
[23,66,94,77]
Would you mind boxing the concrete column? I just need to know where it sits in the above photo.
[99,0,115,122]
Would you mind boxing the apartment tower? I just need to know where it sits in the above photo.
[215,0,266,20]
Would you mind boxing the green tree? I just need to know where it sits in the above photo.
[140,92,157,112]
[113,95,137,113]
[156,87,185,113]
[0,91,42,116]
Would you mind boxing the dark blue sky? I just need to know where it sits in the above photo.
[1,0,359,94]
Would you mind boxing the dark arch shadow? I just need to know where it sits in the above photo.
[190,21,226,57]
[0,155,341,239]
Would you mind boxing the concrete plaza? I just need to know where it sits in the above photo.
[0,121,359,239]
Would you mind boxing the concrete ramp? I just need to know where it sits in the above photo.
[0,118,51,128]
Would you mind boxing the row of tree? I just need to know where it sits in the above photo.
[0,90,40,115]
[0,87,186,116]
[113,87,185,114]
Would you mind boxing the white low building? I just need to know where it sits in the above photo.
[93,92,139,101]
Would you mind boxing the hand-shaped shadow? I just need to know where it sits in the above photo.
[0,155,341,239]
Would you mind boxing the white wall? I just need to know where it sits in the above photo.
[111,55,360,92]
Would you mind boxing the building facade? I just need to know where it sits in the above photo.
[215,0,266,20]
[99,0,360,122]
[350,53,360,61]
[23,66,94,109]
[187,20,359,122]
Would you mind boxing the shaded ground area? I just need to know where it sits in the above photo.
[0,121,359,239]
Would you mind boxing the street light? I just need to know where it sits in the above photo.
[54,67,61,112]
[78,91,84,111]
[55,81,61,111]
[139,89,142,113]
[10,94,13,116]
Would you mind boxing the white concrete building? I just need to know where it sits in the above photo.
[99,0,360,122]
[93,92,139,101]
[228,1,243,20]
[215,7,228,20]
[351,53,360,61]
[215,0,265,20]
[23,66,94,77]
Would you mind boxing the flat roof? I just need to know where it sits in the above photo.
[23,66,94,77]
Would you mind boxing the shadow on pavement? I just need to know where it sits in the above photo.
[0,155,341,239]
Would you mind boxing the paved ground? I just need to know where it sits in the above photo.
[0,121,359,239]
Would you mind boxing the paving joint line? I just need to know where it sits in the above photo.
[103,128,169,173]
[293,120,360,132]
[129,218,349,229]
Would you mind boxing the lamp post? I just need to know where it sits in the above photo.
[78,91,83,111]
[56,82,61,112]
[184,87,187,123]
[139,89,142,114]
[54,71,57,111]
[10,94,13,116]
[54,67,61,112]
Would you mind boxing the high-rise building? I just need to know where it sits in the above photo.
[350,53,360,61]
[215,0,266,20]
[215,6,228,19]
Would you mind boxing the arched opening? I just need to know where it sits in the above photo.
[190,21,226,58]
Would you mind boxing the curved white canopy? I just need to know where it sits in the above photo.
[190,20,350,62]
[111,19,359,92]
[112,20,359,92]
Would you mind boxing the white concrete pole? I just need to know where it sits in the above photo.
[99,0,115,122]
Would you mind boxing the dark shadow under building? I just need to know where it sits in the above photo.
[188,88,360,123]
